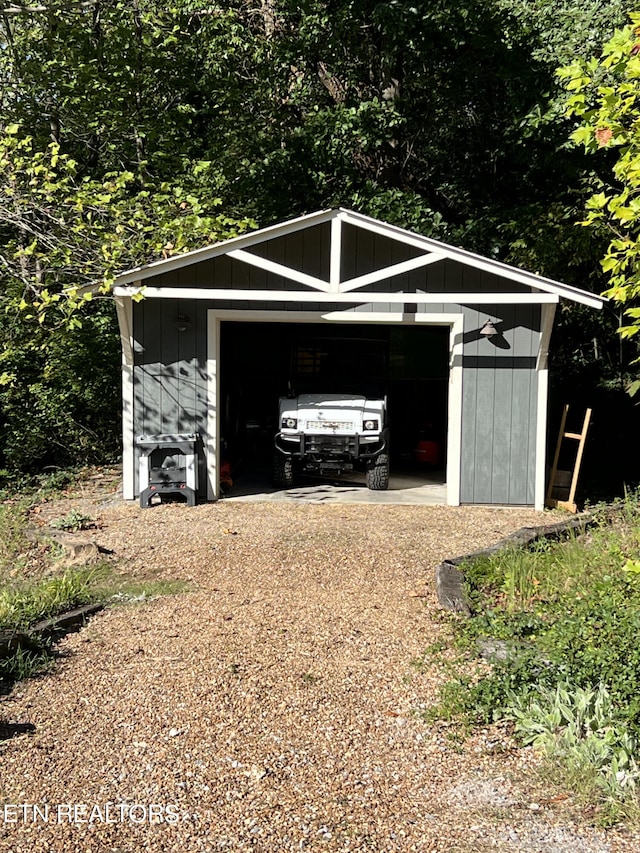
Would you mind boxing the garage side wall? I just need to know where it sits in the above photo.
[457,304,541,505]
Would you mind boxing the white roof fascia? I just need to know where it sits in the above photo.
[113,208,336,286]
[338,209,606,310]
[112,206,606,310]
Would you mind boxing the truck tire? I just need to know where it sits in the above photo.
[273,453,295,489]
[366,453,389,491]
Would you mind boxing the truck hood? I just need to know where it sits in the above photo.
[296,393,369,409]
[279,394,385,430]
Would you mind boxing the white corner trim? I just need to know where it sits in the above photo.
[428,313,464,506]
[535,303,557,510]
[330,216,342,291]
[114,294,134,365]
[115,294,135,500]
[206,312,221,501]
[536,301,556,371]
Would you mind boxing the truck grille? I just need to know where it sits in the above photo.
[304,435,356,458]
[306,420,354,431]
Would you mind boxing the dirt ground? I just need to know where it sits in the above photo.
[0,472,638,852]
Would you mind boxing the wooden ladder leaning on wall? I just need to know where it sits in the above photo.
[545,404,592,513]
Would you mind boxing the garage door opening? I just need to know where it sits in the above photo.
[217,320,450,498]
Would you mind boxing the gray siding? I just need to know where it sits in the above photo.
[133,299,209,495]
[131,226,543,505]
[459,304,539,505]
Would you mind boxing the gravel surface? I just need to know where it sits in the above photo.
[1,489,638,852]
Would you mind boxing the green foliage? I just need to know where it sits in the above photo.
[432,502,640,814]
[0,4,255,476]
[0,566,101,629]
[50,509,93,532]
[0,300,121,472]
[508,682,640,807]
[0,497,31,574]
[0,644,54,684]
[560,12,640,377]
[0,127,253,314]
[0,0,633,476]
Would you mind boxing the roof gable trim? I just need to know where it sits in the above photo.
[113,207,606,309]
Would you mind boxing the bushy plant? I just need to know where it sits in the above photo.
[50,510,94,532]
[432,500,640,813]
[507,682,640,804]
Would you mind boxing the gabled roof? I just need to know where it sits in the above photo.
[113,207,606,309]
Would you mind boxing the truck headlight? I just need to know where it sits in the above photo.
[282,417,297,429]
[364,419,379,431]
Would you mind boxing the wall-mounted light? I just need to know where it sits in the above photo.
[479,319,498,337]
[177,314,191,333]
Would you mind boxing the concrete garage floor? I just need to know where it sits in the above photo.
[222,468,447,505]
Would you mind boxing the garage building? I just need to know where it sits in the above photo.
[113,208,605,509]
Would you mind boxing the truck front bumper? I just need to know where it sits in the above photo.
[275,432,387,463]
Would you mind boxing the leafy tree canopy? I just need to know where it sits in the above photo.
[560,11,640,393]
[0,0,635,475]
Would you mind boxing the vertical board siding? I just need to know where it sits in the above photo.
[133,298,209,496]
[459,303,540,505]
[247,223,331,280]
[460,307,479,503]
[508,308,533,504]
[490,304,515,505]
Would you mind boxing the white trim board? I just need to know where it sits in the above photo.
[206,309,462,505]
[115,285,559,305]
[115,294,135,501]
[336,209,606,309]
[534,303,557,510]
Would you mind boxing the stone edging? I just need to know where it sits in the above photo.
[435,507,621,616]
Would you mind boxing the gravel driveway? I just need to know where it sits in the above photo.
[0,497,635,852]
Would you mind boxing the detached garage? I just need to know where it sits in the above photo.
[113,208,605,509]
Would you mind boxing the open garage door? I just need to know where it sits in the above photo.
[216,320,449,498]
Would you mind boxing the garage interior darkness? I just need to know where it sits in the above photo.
[219,321,450,491]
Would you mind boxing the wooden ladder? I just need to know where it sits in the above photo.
[545,404,592,513]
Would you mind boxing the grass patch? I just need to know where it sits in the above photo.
[0,565,189,687]
[0,478,189,688]
[426,496,640,825]
[0,644,54,683]
[0,564,189,632]
[0,565,104,630]
[0,497,32,576]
